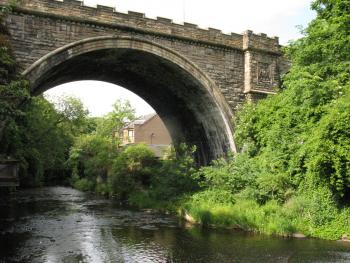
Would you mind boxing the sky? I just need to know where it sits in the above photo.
[45,0,316,117]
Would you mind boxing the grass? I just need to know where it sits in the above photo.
[179,190,350,240]
[128,188,350,241]
[182,196,297,236]
[128,190,184,213]
[128,188,298,236]
[72,179,350,241]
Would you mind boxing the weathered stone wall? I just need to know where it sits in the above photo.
[0,0,287,163]
[0,0,283,112]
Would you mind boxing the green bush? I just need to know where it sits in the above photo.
[195,153,257,193]
[68,133,117,193]
[312,208,350,240]
[189,189,235,206]
[74,178,95,192]
[234,0,350,202]
[183,192,296,235]
[109,144,159,200]
[148,143,198,201]
[302,94,350,198]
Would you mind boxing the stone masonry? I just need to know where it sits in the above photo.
[0,0,288,164]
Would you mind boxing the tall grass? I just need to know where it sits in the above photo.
[180,189,350,240]
[182,191,296,235]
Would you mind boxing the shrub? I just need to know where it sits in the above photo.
[183,192,296,235]
[109,144,159,200]
[68,134,116,192]
[194,153,258,194]
[148,143,198,201]
[74,178,95,192]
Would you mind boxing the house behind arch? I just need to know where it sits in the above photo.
[121,113,172,157]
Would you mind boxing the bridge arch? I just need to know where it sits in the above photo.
[23,36,236,164]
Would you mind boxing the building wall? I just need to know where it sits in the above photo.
[134,115,172,145]
[122,128,134,145]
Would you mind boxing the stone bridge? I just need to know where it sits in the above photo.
[0,0,287,164]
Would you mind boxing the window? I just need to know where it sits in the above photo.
[128,130,134,141]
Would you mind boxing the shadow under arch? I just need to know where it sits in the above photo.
[23,36,236,164]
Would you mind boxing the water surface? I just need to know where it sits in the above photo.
[1,187,350,262]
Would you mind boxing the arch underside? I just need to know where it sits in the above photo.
[26,37,235,164]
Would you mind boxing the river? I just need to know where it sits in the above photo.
[1,187,350,263]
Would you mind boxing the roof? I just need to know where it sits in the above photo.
[124,112,157,129]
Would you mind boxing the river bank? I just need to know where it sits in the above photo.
[128,189,350,242]
[2,186,350,263]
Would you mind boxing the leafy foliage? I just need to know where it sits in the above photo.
[177,0,350,240]
[109,144,158,200]
[69,133,116,192]
[1,95,90,186]
[194,153,257,194]
[67,98,137,195]
[95,99,135,138]
[235,0,350,200]
[145,143,198,201]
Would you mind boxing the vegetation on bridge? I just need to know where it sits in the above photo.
[1,0,350,241]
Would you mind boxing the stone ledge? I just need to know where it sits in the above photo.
[10,7,242,52]
[244,89,277,95]
[0,0,280,53]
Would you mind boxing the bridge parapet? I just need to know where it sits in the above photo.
[1,0,279,53]
[243,30,280,54]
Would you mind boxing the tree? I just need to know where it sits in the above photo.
[48,94,90,137]
[95,99,135,139]
[109,144,158,200]
[0,94,91,186]
[0,4,30,145]
[68,99,137,194]
[235,0,350,200]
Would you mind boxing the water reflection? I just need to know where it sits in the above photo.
[1,187,350,263]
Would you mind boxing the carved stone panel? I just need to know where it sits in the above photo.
[257,62,272,84]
